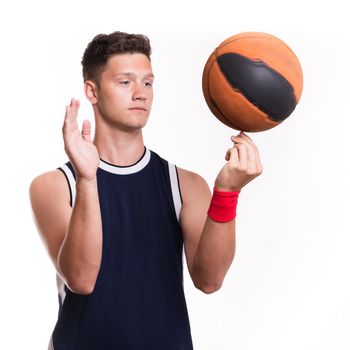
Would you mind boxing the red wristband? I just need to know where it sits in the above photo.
[207,187,240,223]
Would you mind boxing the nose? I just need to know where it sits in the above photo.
[132,83,147,101]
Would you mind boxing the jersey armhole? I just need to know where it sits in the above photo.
[168,163,183,222]
[57,164,76,207]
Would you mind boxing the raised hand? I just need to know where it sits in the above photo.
[214,132,263,191]
[62,99,100,181]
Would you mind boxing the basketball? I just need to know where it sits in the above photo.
[202,32,303,132]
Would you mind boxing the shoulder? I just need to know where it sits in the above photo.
[29,169,73,275]
[29,169,70,206]
[177,167,210,190]
[30,169,67,191]
[176,167,211,205]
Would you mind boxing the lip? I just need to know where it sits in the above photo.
[129,107,147,111]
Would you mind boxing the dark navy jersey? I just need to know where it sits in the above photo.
[49,148,193,350]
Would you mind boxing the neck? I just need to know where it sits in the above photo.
[93,124,145,167]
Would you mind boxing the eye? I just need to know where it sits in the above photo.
[120,80,130,85]
[144,81,153,87]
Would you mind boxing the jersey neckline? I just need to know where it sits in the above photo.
[98,147,151,175]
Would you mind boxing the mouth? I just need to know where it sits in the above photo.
[129,107,147,111]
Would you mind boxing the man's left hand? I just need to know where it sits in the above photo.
[214,132,263,191]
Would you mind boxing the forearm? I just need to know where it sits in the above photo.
[192,217,236,292]
[58,177,102,293]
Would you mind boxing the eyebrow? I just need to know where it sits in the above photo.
[113,72,154,79]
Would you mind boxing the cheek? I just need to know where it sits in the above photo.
[148,90,154,102]
[102,87,128,106]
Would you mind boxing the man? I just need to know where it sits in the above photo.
[30,31,262,349]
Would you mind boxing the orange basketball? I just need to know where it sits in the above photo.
[202,32,303,132]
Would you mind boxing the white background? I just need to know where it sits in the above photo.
[1,0,349,349]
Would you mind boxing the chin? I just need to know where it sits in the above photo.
[130,115,149,128]
[123,119,149,132]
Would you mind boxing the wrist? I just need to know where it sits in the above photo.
[207,187,240,223]
[214,185,241,192]
[214,180,242,192]
[76,176,98,188]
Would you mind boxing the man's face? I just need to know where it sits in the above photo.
[95,53,154,131]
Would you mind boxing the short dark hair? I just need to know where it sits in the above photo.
[81,31,152,84]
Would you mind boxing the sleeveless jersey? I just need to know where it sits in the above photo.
[49,147,194,350]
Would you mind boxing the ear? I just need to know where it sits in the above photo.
[84,80,98,104]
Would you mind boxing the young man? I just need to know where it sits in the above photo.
[30,31,262,350]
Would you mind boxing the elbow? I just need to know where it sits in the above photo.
[199,284,222,294]
[67,278,96,295]
[191,264,223,294]
[194,281,222,294]
[58,259,99,295]
[59,264,97,295]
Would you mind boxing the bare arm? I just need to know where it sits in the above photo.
[58,176,102,294]
[30,99,102,295]
[178,170,233,294]
[179,132,263,294]
[179,173,236,294]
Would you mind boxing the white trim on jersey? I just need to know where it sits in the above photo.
[168,163,182,222]
[99,148,151,175]
[60,164,76,206]
[48,335,54,350]
[56,274,67,307]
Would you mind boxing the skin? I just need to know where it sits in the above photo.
[29,52,262,295]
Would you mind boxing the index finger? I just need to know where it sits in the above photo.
[231,132,255,145]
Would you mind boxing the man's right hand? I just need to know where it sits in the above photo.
[62,98,100,181]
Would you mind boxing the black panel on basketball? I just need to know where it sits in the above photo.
[217,53,297,122]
